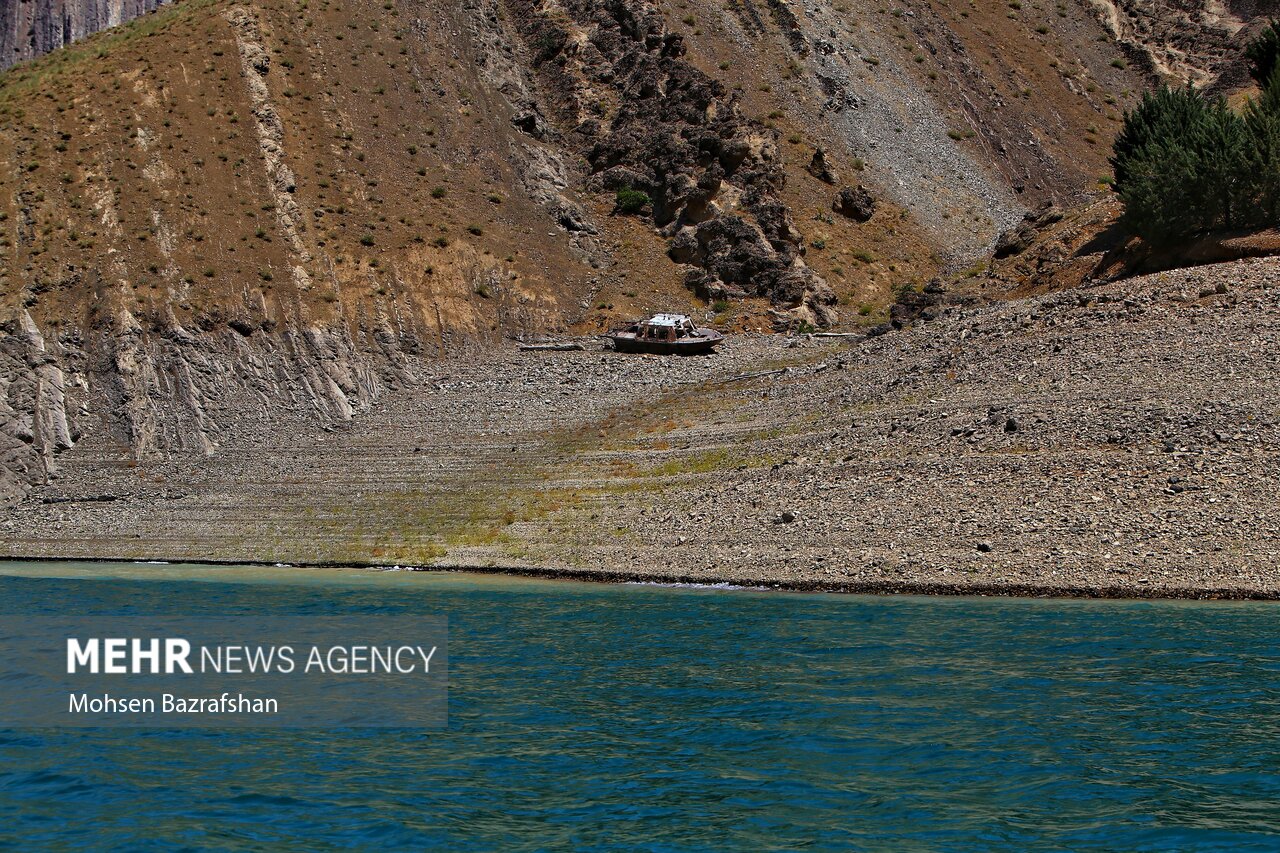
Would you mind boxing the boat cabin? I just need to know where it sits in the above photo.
[637,314,698,343]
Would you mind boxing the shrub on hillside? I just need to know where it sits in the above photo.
[614,187,650,215]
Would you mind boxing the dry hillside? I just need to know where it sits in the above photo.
[0,0,1269,499]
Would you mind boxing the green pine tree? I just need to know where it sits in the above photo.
[1192,97,1252,230]
[1112,86,1250,245]
[1246,20,1280,86]
[1119,140,1199,246]
[1111,68,1280,244]
[1244,69,1280,226]
[1109,25,1280,245]
[1110,85,1209,195]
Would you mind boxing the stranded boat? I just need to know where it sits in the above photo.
[605,314,724,355]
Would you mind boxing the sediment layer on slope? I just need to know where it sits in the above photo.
[6,256,1279,597]
[0,0,593,498]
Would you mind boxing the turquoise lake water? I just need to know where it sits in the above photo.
[1,561,1279,850]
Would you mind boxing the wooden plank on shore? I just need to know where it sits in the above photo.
[519,343,585,352]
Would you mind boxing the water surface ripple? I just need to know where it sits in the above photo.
[1,563,1278,850]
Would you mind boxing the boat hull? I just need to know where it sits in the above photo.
[606,331,723,355]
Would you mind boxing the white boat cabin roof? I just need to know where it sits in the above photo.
[646,313,693,328]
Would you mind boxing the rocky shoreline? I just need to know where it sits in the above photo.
[15,550,1280,596]
[5,256,1280,600]
[4,554,1277,600]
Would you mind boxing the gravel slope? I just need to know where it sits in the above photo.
[5,257,1279,598]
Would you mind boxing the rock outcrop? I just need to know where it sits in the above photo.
[994,204,1065,259]
[0,310,75,496]
[833,186,875,223]
[806,149,838,185]
[0,0,170,70]
[504,0,837,327]
[1091,0,1266,87]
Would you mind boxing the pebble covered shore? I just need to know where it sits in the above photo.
[6,257,1279,598]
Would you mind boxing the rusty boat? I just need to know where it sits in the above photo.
[605,314,724,355]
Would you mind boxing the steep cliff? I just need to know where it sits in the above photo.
[0,0,171,71]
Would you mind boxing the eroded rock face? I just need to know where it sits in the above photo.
[504,0,837,326]
[0,0,170,70]
[994,204,1065,259]
[0,303,413,500]
[0,310,76,497]
[1095,0,1267,87]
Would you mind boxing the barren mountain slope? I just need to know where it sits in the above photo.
[0,0,1270,501]
[0,0,602,498]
